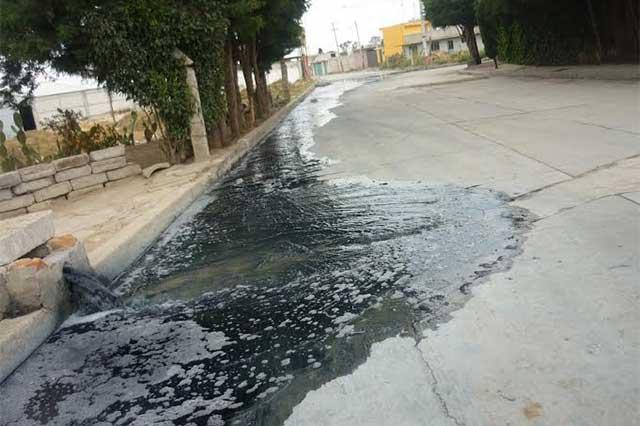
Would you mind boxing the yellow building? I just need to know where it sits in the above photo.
[380,20,432,60]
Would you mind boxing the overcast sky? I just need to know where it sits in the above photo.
[302,0,423,53]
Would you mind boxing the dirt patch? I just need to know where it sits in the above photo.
[125,142,168,169]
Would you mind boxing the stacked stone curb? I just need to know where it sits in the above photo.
[0,145,142,219]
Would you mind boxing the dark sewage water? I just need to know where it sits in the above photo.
[0,81,528,426]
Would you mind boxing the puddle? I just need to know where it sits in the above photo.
[0,80,528,426]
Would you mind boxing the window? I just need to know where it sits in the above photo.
[431,41,440,52]
[447,40,454,51]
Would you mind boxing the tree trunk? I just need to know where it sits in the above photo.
[251,41,270,118]
[280,58,290,102]
[108,90,116,124]
[586,0,603,63]
[238,43,256,128]
[224,38,240,139]
[463,24,482,65]
[231,40,245,130]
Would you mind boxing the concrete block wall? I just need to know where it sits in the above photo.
[0,146,142,219]
[0,211,92,382]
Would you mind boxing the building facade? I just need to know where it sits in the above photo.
[402,26,484,60]
[380,20,432,60]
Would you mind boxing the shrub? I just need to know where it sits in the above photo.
[381,54,413,69]
[42,108,134,157]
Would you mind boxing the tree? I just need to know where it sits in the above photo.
[476,0,639,65]
[423,0,482,64]
[0,0,228,162]
[252,0,308,116]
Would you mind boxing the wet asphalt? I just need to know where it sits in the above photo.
[0,80,529,426]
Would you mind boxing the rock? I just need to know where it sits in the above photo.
[0,189,13,201]
[0,309,58,385]
[90,156,126,174]
[18,163,56,182]
[0,271,10,320]
[47,234,78,251]
[33,182,72,202]
[70,173,107,190]
[53,153,90,171]
[0,208,27,221]
[5,257,66,314]
[0,211,55,266]
[142,162,171,179]
[0,194,35,213]
[54,165,92,182]
[0,171,21,189]
[107,164,142,181]
[104,176,138,188]
[46,235,91,273]
[25,242,50,259]
[66,184,104,200]
[89,145,125,162]
[12,177,54,195]
[27,200,53,213]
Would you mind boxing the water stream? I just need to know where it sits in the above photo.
[0,80,528,426]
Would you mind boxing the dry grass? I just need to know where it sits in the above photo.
[3,79,314,166]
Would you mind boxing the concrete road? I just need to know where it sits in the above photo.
[287,68,640,425]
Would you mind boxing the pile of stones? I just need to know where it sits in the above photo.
[0,145,142,220]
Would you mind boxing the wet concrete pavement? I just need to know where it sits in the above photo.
[289,69,640,425]
[1,67,639,426]
[0,79,528,425]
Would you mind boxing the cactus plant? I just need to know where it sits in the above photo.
[10,112,42,166]
[0,120,18,172]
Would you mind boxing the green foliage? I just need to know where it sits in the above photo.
[42,108,131,157]
[424,0,477,27]
[0,121,17,172]
[254,0,308,69]
[0,0,310,162]
[475,0,499,59]
[475,0,638,65]
[380,54,413,69]
[85,1,228,162]
[0,113,44,172]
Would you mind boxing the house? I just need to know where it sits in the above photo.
[402,26,484,60]
[310,48,378,76]
[380,20,433,60]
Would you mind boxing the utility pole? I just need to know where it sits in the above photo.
[354,21,366,69]
[331,22,344,72]
[420,2,430,65]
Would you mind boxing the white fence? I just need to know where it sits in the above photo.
[0,59,305,136]
[32,89,134,126]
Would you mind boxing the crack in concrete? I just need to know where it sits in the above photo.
[534,193,635,222]
[512,152,640,202]
[572,119,640,136]
[412,340,466,426]
[451,103,589,125]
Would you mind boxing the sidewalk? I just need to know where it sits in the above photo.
[461,62,640,80]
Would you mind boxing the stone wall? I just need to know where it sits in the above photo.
[0,146,142,219]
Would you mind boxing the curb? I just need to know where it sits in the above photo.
[92,83,316,280]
